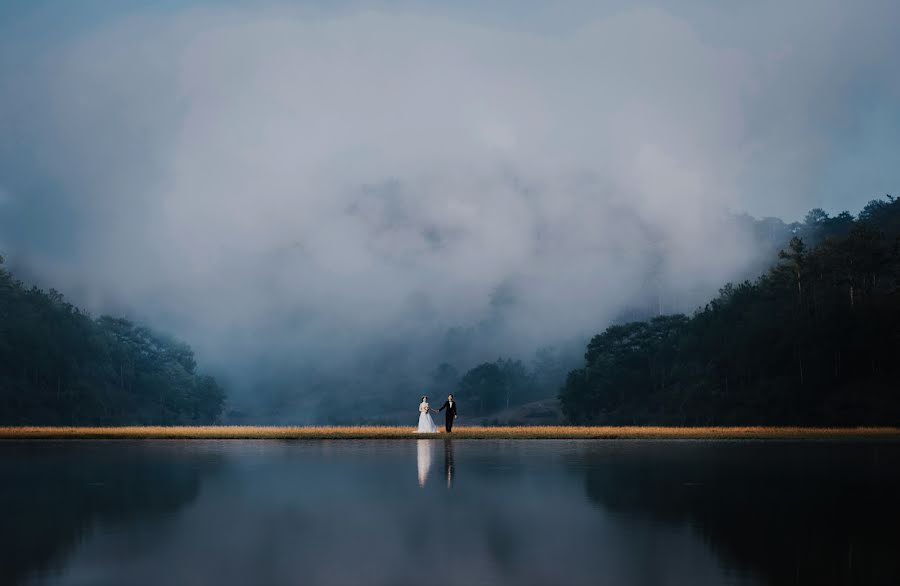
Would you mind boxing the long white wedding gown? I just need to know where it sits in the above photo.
[416,401,438,433]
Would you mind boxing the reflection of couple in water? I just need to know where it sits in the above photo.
[415,394,457,487]
[416,394,457,433]
[417,438,454,488]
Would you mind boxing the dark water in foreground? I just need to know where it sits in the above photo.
[3,440,900,586]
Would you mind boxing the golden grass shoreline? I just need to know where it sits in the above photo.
[1,425,900,440]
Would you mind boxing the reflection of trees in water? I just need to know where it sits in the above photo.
[1,442,221,586]
[579,442,900,585]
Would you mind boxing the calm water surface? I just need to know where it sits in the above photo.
[3,439,900,586]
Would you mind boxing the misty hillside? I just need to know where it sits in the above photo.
[244,200,896,426]
[561,197,900,425]
[0,256,224,425]
[1,199,894,426]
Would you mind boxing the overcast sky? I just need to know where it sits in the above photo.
[1,0,898,408]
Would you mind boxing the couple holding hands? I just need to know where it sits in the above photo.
[416,394,457,433]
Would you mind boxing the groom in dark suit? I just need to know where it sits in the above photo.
[438,394,458,432]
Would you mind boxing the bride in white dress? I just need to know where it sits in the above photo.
[416,395,438,433]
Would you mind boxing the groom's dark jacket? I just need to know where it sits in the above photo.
[438,400,457,418]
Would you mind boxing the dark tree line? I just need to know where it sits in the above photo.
[0,257,225,424]
[429,346,572,418]
[560,197,900,425]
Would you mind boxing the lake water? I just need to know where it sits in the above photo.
[4,439,900,586]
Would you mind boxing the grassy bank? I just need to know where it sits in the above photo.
[1,425,900,440]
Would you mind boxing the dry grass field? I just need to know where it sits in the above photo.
[1,425,899,440]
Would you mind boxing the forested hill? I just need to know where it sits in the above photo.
[0,257,225,424]
[560,196,900,425]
